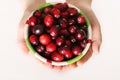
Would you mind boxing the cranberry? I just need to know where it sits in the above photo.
[77,16,86,25]
[75,29,86,40]
[58,47,70,55]
[80,40,86,49]
[54,3,68,11]
[68,19,75,25]
[44,15,54,27]
[51,52,64,62]
[36,45,45,53]
[34,10,41,17]
[72,46,82,56]
[65,40,71,47]
[70,35,76,43]
[67,8,77,16]
[61,11,69,19]
[60,29,69,36]
[64,51,73,59]
[32,25,44,35]
[49,25,60,37]
[56,36,65,46]
[51,8,61,18]
[28,16,37,26]
[39,34,51,45]
[60,18,68,29]
[69,25,77,34]
[29,34,39,45]
[46,42,57,52]
[44,7,52,14]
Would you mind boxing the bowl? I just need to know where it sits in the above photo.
[24,2,92,66]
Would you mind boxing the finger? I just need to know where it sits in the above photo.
[76,47,93,65]
[62,63,77,70]
[52,66,63,71]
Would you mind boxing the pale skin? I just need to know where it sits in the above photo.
[18,0,102,70]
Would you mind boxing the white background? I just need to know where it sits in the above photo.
[0,0,120,80]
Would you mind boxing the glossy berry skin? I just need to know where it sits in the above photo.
[72,46,82,56]
[75,29,86,40]
[65,40,71,47]
[60,29,69,36]
[56,36,65,46]
[49,25,60,37]
[44,7,52,14]
[46,42,56,53]
[34,10,41,17]
[54,3,68,11]
[28,16,37,26]
[44,15,54,27]
[29,34,39,45]
[32,25,44,35]
[77,16,86,24]
[67,8,77,16]
[70,35,76,43]
[61,11,69,19]
[58,47,70,55]
[69,25,77,34]
[39,34,51,45]
[80,40,86,49]
[60,18,68,29]
[51,52,64,62]
[51,8,61,18]
[36,45,45,53]
[68,19,75,25]
[64,51,73,59]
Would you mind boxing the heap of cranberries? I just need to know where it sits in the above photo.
[26,3,88,62]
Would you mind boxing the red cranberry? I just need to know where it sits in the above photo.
[36,45,45,53]
[60,29,69,36]
[68,19,75,25]
[72,46,82,56]
[34,10,41,17]
[51,52,64,62]
[69,25,77,34]
[32,25,44,35]
[28,16,37,26]
[61,11,69,19]
[56,36,65,46]
[75,29,86,40]
[65,40,71,47]
[54,3,68,11]
[60,18,68,29]
[58,47,70,55]
[39,34,51,45]
[29,34,39,45]
[67,8,77,16]
[80,40,86,49]
[44,7,52,14]
[49,25,60,37]
[51,8,61,18]
[46,42,56,52]
[77,16,86,24]
[44,15,54,27]
[64,51,73,59]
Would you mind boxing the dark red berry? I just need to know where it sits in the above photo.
[54,3,68,11]
[39,34,51,45]
[28,16,37,26]
[64,51,73,59]
[32,25,44,35]
[51,52,64,62]
[72,46,82,56]
[51,8,61,18]
[29,34,39,45]
[60,29,69,36]
[61,11,69,18]
[65,40,71,47]
[36,45,45,53]
[69,25,77,34]
[34,10,41,17]
[80,40,86,49]
[46,42,57,52]
[49,25,60,37]
[44,15,54,27]
[44,7,52,14]
[56,36,65,46]
[67,8,77,16]
[58,47,70,55]
[68,19,75,25]
[60,18,68,29]
[77,16,86,24]
[75,29,86,40]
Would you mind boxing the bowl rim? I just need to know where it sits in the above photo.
[24,3,92,66]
